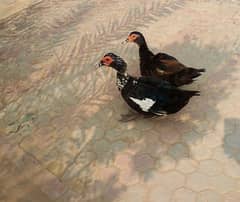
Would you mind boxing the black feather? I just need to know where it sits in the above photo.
[128,31,206,86]
[101,53,200,116]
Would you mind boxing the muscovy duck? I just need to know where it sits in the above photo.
[98,53,199,117]
[123,31,205,86]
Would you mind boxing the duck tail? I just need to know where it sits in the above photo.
[164,89,200,114]
[191,90,200,96]
[197,68,206,73]
[169,67,206,87]
[182,90,200,98]
[186,67,205,79]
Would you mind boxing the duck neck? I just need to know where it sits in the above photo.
[138,37,152,56]
[138,41,153,75]
[116,72,129,90]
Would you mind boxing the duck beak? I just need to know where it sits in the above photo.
[96,61,104,69]
[121,38,129,44]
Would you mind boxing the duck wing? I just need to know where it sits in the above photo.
[166,67,206,87]
[155,52,178,60]
[137,76,174,89]
[120,77,157,114]
[121,77,199,115]
[148,53,205,86]
[153,88,199,114]
[152,53,186,75]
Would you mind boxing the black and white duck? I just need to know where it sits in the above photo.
[124,31,205,87]
[98,53,199,120]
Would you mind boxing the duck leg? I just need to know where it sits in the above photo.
[143,114,156,119]
[119,111,139,122]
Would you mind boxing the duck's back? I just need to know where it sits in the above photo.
[142,53,205,87]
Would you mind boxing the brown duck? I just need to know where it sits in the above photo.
[124,31,205,87]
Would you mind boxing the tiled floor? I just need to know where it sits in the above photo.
[0,0,240,201]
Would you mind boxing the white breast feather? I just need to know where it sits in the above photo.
[116,78,124,89]
[130,97,155,112]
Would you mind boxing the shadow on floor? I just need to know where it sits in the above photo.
[224,118,240,163]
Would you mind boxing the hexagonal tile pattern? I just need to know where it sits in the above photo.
[149,185,172,202]
[198,160,223,176]
[156,155,176,172]
[186,172,237,193]
[176,158,198,174]
[116,184,147,202]
[1,0,240,202]
[168,143,190,159]
[172,188,197,202]
[147,171,185,191]
[197,190,223,202]
[132,153,155,172]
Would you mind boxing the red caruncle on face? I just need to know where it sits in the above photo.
[101,56,113,66]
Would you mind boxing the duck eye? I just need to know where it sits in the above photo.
[105,58,110,61]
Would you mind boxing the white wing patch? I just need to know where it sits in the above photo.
[130,97,155,112]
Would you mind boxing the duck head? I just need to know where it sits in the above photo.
[98,53,127,74]
[123,31,146,46]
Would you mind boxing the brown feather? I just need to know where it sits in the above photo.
[160,59,185,74]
